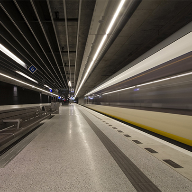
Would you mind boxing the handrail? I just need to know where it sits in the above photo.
[0,125,15,132]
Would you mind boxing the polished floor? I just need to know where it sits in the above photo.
[0,104,192,192]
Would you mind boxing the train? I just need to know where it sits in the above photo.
[79,22,192,147]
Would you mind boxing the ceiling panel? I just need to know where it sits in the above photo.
[1,0,192,98]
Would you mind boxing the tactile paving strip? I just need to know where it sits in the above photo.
[124,134,131,137]
[145,148,158,153]
[132,140,142,144]
[163,159,183,168]
[80,110,161,192]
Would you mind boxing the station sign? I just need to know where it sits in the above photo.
[28,65,37,74]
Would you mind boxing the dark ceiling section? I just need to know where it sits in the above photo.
[48,0,69,87]
[78,0,192,97]
[0,0,64,89]
[1,0,192,98]
[43,0,96,89]
[65,0,79,85]
[0,0,95,93]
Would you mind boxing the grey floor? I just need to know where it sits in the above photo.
[0,104,192,192]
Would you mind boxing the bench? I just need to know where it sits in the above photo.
[0,104,56,153]
[3,119,22,129]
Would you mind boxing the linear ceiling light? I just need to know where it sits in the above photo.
[95,71,192,96]
[16,71,38,84]
[75,0,126,97]
[106,0,126,34]
[0,72,59,97]
[44,84,52,89]
[0,44,27,68]
[68,81,72,87]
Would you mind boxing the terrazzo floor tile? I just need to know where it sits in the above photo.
[83,106,192,180]
[81,105,192,191]
[0,104,137,192]
[1,104,192,192]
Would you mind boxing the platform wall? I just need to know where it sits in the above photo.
[0,81,52,105]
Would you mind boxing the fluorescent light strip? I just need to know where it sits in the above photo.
[44,84,52,89]
[68,81,72,87]
[75,0,126,97]
[75,32,107,97]
[0,72,59,97]
[86,71,192,96]
[106,0,125,34]
[0,44,27,68]
[92,34,107,62]
[16,71,38,83]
